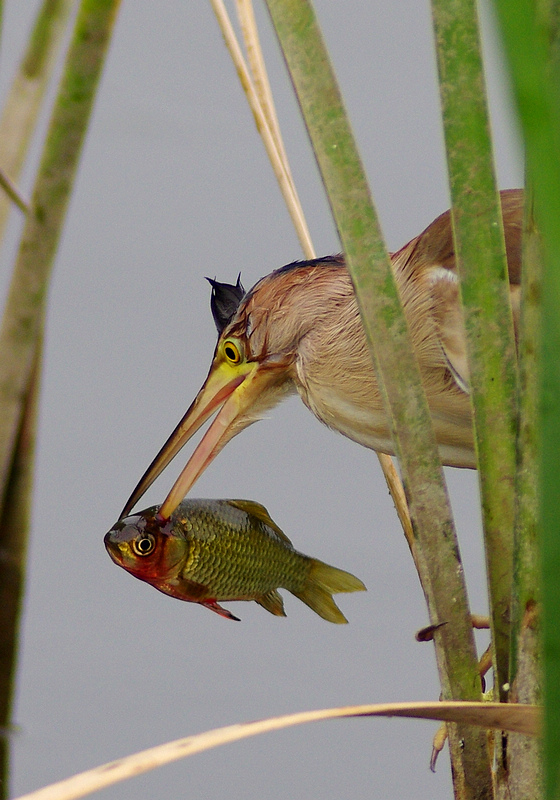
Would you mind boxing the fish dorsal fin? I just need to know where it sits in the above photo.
[227,499,293,544]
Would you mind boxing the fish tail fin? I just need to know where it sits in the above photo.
[293,560,366,624]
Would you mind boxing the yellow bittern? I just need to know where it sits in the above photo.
[121,189,522,521]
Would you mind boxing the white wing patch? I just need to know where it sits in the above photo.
[428,266,459,286]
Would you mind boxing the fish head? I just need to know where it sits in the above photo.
[104,506,186,583]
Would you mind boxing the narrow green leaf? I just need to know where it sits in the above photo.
[0,0,121,792]
[0,0,122,507]
[0,0,74,241]
[507,189,543,798]
[0,335,42,798]
[491,0,560,797]
[264,0,493,795]
[431,0,518,707]
[0,3,74,793]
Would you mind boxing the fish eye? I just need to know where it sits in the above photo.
[223,339,242,365]
[132,533,156,556]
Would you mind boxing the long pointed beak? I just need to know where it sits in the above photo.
[120,358,292,520]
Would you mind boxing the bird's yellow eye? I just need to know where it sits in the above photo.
[132,533,156,556]
[223,339,243,365]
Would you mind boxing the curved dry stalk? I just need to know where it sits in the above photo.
[209,0,314,256]
[235,0,299,225]
[14,701,540,800]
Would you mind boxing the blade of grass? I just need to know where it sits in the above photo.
[491,0,560,797]
[0,1,74,792]
[430,0,518,709]
[507,187,543,797]
[0,331,42,799]
[511,196,542,665]
[263,1,492,796]
[0,0,74,241]
[0,0,121,792]
[13,701,540,800]
[0,0,121,505]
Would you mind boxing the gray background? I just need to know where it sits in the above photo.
[2,1,522,798]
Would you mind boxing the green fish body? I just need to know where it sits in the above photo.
[104,499,365,622]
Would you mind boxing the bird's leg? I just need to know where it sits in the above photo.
[415,616,492,771]
[471,614,491,631]
[429,643,493,772]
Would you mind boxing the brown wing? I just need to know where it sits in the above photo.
[395,188,523,392]
[410,188,523,285]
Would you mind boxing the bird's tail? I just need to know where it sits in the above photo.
[293,559,366,623]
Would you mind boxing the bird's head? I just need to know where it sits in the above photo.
[120,256,345,520]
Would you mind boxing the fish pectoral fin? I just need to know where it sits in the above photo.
[201,599,241,621]
[256,589,287,617]
[157,577,208,601]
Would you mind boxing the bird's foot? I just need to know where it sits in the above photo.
[415,614,489,642]
[417,612,492,773]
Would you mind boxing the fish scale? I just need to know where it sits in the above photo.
[181,524,306,598]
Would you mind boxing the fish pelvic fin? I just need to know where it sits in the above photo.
[255,589,287,617]
[201,599,241,621]
[293,560,366,624]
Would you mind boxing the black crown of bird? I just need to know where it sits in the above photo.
[121,188,522,522]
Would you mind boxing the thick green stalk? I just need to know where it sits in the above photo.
[0,0,121,507]
[0,3,74,795]
[264,1,492,797]
[491,1,560,798]
[508,8,560,797]
[431,0,518,708]
[0,0,74,241]
[0,336,42,800]
[0,0,121,793]
[508,188,543,798]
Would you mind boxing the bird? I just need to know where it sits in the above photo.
[120,188,523,521]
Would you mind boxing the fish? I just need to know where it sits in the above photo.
[104,498,366,623]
